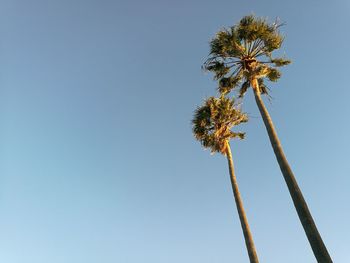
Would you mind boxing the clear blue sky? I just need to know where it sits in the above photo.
[0,0,349,262]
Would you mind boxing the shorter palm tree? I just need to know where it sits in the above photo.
[192,96,259,263]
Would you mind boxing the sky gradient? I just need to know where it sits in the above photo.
[1,0,350,262]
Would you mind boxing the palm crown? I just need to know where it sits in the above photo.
[203,15,291,97]
[192,96,248,154]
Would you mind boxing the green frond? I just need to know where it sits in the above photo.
[238,15,265,42]
[254,64,269,77]
[204,61,230,79]
[218,74,242,94]
[271,58,291,67]
[258,79,269,94]
[237,15,284,49]
[232,132,246,140]
[239,81,250,98]
[263,34,284,52]
[266,68,281,82]
[239,15,255,27]
[209,29,246,58]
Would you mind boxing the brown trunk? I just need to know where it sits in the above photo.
[250,78,332,263]
[225,141,259,263]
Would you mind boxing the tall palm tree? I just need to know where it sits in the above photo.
[203,15,332,262]
[192,96,259,263]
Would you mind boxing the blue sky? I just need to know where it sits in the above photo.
[0,0,349,262]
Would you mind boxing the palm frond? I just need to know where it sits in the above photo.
[239,81,250,98]
[266,68,281,82]
[271,58,291,67]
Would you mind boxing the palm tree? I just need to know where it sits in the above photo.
[192,96,259,263]
[203,15,332,262]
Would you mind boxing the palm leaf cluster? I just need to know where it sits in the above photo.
[203,15,291,97]
[192,96,247,154]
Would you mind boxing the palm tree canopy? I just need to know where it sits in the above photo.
[192,96,248,154]
[203,15,291,96]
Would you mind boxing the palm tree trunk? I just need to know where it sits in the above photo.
[225,141,259,263]
[250,79,332,263]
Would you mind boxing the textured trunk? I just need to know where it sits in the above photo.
[250,79,332,263]
[225,141,259,263]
